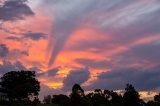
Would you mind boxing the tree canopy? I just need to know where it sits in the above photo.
[0,70,40,103]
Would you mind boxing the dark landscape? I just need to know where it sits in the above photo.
[0,71,160,106]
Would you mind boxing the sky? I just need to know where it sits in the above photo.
[0,0,160,100]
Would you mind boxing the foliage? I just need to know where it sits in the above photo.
[52,94,69,105]
[123,84,142,106]
[0,70,40,105]
[43,84,160,106]
[154,93,160,103]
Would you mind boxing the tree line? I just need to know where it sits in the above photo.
[0,71,160,106]
[43,84,160,106]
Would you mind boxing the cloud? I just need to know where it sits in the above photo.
[21,51,29,56]
[87,66,160,91]
[112,42,160,68]
[29,67,45,77]
[47,67,59,76]
[107,9,160,46]
[75,58,111,69]
[6,36,21,41]
[124,43,160,63]
[62,67,90,91]
[6,49,29,60]
[0,44,9,58]
[0,60,26,75]
[29,67,60,77]
[6,31,47,41]
[23,31,47,40]
[0,60,55,77]
[0,0,34,21]
[14,61,27,70]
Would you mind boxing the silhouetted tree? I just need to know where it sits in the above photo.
[90,89,107,106]
[109,90,123,106]
[0,71,40,105]
[87,89,123,106]
[154,93,160,103]
[72,84,84,97]
[52,94,70,106]
[147,93,160,106]
[32,96,40,106]
[123,84,142,106]
[70,84,91,106]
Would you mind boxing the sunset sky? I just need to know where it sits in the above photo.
[0,0,160,100]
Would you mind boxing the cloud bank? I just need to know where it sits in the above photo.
[0,0,34,21]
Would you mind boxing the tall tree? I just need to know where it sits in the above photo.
[0,71,40,103]
[70,84,91,106]
[90,89,107,106]
[154,93,160,103]
[123,84,141,106]
[109,90,123,106]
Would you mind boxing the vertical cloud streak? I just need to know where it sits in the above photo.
[47,0,95,67]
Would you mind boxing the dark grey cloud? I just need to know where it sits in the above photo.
[8,49,29,58]
[0,60,26,75]
[0,48,29,61]
[14,61,27,70]
[29,67,44,77]
[6,36,21,41]
[62,67,90,91]
[23,32,47,40]
[116,42,160,66]
[0,44,9,57]
[87,67,160,91]
[6,31,47,41]
[0,60,51,78]
[47,67,59,76]
[0,60,49,78]
[130,43,160,62]
[21,51,29,56]
[0,0,34,21]
[75,58,111,69]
